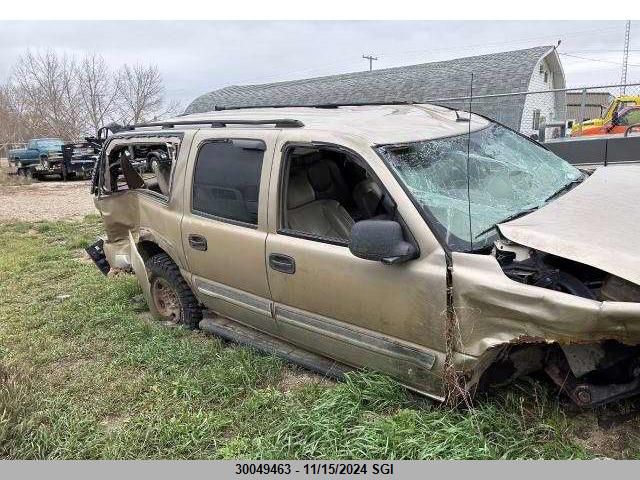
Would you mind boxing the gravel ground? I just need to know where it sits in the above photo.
[0,180,97,221]
[0,157,97,221]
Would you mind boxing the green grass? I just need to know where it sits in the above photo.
[0,216,635,459]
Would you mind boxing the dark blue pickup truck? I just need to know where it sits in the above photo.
[7,138,65,176]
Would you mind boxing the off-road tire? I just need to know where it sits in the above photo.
[145,253,202,329]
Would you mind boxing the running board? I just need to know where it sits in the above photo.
[199,316,354,380]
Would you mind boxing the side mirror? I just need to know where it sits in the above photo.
[349,220,417,265]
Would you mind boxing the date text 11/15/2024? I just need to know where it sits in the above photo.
[234,463,395,475]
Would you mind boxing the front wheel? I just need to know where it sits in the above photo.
[145,253,202,329]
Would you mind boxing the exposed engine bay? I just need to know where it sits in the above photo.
[479,238,640,407]
[494,238,640,303]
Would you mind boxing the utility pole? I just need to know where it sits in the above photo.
[621,20,631,94]
[362,54,378,71]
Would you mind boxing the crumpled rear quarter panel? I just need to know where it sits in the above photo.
[94,191,140,264]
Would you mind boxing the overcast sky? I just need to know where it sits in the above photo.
[0,21,637,109]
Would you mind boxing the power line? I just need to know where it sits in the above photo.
[362,54,378,71]
[560,52,640,68]
[374,25,621,60]
[621,21,632,93]
[229,25,623,86]
[563,49,640,53]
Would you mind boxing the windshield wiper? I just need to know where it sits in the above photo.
[544,177,584,203]
[474,206,540,239]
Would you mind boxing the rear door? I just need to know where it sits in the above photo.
[180,129,279,335]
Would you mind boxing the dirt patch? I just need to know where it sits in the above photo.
[278,366,335,393]
[0,178,96,221]
[570,409,640,458]
[50,357,93,374]
[100,413,131,433]
[73,248,95,265]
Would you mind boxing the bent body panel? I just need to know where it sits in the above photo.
[452,252,640,359]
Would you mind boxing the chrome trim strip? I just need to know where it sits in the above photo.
[275,305,436,370]
[195,278,272,317]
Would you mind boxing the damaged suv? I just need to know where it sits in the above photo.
[89,104,640,407]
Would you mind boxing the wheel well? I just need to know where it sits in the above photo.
[471,340,640,406]
[137,240,166,262]
[472,343,548,391]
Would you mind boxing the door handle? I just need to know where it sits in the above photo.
[269,253,295,274]
[188,234,208,251]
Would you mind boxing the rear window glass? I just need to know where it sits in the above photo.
[192,140,265,226]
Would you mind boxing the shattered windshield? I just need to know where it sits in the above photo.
[378,122,582,252]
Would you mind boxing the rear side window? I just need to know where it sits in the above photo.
[192,140,265,226]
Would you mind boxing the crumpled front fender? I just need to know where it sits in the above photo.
[452,252,640,358]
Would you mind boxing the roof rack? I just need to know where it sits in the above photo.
[117,118,304,131]
[212,101,417,111]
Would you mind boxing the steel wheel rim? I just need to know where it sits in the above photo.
[151,277,182,324]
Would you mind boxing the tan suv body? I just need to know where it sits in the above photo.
[91,104,640,406]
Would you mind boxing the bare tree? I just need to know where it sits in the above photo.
[0,83,41,155]
[78,53,120,135]
[3,49,178,148]
[0,85,18,155]
[116,63,165,124]
[148,98,184,122]
[11,50,85,140]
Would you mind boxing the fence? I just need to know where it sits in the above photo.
[427,82,640,140]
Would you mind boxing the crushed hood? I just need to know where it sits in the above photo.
[498,166,640,286]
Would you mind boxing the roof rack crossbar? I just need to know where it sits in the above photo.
[119,118,304,131]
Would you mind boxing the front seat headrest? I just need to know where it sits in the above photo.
[287,173,316,209]
[307,161,333,192]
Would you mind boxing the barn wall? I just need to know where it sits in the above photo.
[520,57,558,135]
[566,92,614,121]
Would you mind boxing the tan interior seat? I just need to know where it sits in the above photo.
[287,172,354,240]
[150,159,171,196]
[306,158,353,209]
